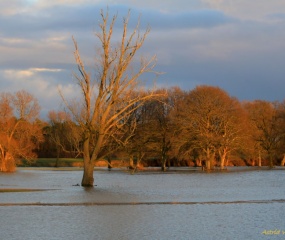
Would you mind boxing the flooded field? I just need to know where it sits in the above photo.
[1,167,285,239]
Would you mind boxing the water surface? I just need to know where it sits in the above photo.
[0,168,284,239]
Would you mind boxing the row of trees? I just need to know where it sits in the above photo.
[1,86,285,173]
[1,9,285,187]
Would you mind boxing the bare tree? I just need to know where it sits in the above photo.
[173,86,247,170]
[0,90,42,172]
[137,88,176,171]
[45,111,82,166]
[61,9,160,186]
[275,100,285,165]
[215,98,249,169]
[244,100,283,167]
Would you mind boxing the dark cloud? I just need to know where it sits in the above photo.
[266,12,285,21]
[155,44,285,102]
[0,4,234,39]
[139,9,235,30]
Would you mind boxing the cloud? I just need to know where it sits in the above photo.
[0,0,27,16]
[0,34,72,70]
[143,13,285,102]
[1,0,285,118]
[202,0,285,20]
[4,69,35,78]
[0,3,233,40]
[30,68,62,73]
[0,67,72,117]
[138,9,234,30]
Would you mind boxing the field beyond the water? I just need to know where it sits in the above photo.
[19,158,131,168]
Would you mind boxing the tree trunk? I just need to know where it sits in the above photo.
[205,154,215,171]
[219,149,227,170]
[161,159,166,171]
[205,159,211,170]
[225,158,229,167]
[81,158,94,187]
[167,158,171,168]
[0,158,6,172]
[129,155,134,169]
[205,148,210,170]
[196,159,201,167]
[281,154,285,166]
[161,151,167,171]
[269,154,274,168]
[258,151,262,167]
[220,154,226,170]
[55,147,60,168]
[0,152,15,172]
[107,157,112,171]
[81,136,94,187]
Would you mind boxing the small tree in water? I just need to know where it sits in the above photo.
[61,9,160,187]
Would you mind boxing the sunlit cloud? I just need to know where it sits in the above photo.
[30,68,63,73]
[0,37,27,45]
[58,83,80,100]
[0,67,75,118]
[4,69,35,78]
[0,1,26,16]
[3,68,63,79]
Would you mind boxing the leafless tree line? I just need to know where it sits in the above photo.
[1,85,285,173]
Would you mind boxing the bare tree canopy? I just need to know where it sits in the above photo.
[171,85,248,170]
[60,9,161,186]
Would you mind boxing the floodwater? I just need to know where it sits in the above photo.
[1,167,285,240]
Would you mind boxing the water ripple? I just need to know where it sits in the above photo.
[1,199,285,206]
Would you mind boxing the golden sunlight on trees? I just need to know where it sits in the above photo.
[60,9,161,186]
[276,101,285,166]
[172,86,248,170]
[0,90,42,172]
[243,100,284,167]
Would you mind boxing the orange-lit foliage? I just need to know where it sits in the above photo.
[0,91,42,172]
[243,100,285,167]
[171,85,249,170]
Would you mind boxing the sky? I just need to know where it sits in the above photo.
[1,0,285,118]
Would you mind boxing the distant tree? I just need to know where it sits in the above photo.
[0,90,42,172]
[215,98,249,169]
[173,86,247,170]
[116,88,176,172]
[139,88,178,171]
[243,100,282,167]
[60,9,161,186]
[167,87,188,163]
[115,92,146,171]
[45,111,82,166]
[275,100,285,165]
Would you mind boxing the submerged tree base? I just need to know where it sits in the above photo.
[81,177,94,187]
[1,159,16,173]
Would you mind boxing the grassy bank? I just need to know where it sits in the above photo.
[18,158,128,168]
[19,158,84,168]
